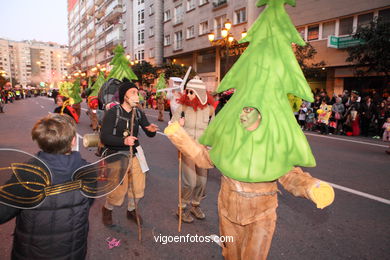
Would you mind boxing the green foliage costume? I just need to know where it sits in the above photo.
[199,0,316,182]
[107,45,138,82]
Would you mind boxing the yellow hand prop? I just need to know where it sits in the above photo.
[308,181,335,209]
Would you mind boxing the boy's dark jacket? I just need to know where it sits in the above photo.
[0,151,92,260]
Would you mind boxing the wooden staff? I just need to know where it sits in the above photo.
[178,151,182,232]
[128,107,142,241]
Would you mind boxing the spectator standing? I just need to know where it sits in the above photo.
[298,103,307,129]
[360,96,376,137]
[382,117,390,142]
[332,97,345,135]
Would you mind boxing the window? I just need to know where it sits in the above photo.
[137,0,144,4]
[187,25,195,39]
[322,21,335,39]
[234,8,246,24]
[138,9,144,25]
[339,17,353,35]
[199,21,208,35]
[214,15,227,37]
[174,31,183,50]
[357,13,373,29]
[164,35,171,46]
[149,26,154,37]
[307,24,319,41]
[199,0,208,5]
[149,4,154,15]
[174,5,183,24]
[138,30,145,45]
[187,0,195,11]
[164,10,171,22]
[136,50,145,61]
[149,48,155,58]
[378,8,390,23]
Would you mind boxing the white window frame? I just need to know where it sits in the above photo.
[137,29,145,45]
[164,10,171,22]
[234,8,246,24]
[186,25,195,39]
[164,35,171,46]
[187,0,196,11]
[199,20,209,35]
[174,31,183,50]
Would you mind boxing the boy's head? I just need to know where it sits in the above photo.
[31,114,76,154]
[56,95,66,107]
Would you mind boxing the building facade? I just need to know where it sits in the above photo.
[67,0,163,76]
[0,38,69,86]
[162,0,389,94]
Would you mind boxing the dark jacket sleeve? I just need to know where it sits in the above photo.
[100,107,125,147]
[138,109,156,138]
[0,203,21,224]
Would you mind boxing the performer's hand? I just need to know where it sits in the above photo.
[179,117,185,127]
[145,123,159,132]
[124,136,138,146]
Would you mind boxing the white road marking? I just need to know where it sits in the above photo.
[328,182,390,205]
[304,132,388,148]
[40,105,45,109]
[81,108,88,112]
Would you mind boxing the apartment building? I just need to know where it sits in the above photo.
[163,0,389,94]
[68,0,163,76]
[0,39,69,86]
[163,0,258,91]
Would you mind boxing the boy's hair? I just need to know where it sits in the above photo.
[31,114,76,154]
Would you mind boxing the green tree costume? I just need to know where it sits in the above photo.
[199,0,316,183]
[91,72,105,97]
[107,45,138,82]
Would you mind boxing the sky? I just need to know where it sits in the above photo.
[0,0,68,45]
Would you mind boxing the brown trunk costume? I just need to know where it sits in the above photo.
[157,97,165,121]
[164,123,334,260]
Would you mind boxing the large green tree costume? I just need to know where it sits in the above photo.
[90,71,105,97]
[199,0,316,182]
[107,45,138,82]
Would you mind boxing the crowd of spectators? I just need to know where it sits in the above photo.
[297,89,390,141]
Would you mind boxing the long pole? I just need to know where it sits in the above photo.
[128,107,142,241]
[178,151,182,232]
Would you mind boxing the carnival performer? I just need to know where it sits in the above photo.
[0,114,92,259]
[170,76,214,223]
[100,81,158,226]
[165,1,335,259]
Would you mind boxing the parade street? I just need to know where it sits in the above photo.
[0,96,389,260]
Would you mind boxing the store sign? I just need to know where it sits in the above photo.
[328,35,364,49]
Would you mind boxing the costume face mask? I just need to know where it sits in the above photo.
[125,88,139,107]
[240,107,261,131]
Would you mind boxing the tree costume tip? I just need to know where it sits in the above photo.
[107,45,138,82]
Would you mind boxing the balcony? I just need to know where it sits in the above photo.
[212,0,227,9]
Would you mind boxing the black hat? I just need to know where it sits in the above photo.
[118,80,138,104]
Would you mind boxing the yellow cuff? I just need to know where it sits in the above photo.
[308,181,335,209]
[164,121,180,135]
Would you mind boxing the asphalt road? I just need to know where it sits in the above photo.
[0,96,389,260]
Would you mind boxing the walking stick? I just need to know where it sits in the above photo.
[178,151,182,232]
[128,107,142,241]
